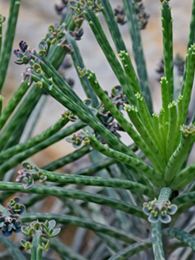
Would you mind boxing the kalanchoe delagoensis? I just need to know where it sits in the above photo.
[16,162,47,188]
[66,131,86,147]
[64,110,77,122]
[16,168,35,189]
[14,41,36,65]
[21,220,61,252]
[181,124,195,138]
[70,28,84,41]
[143,199,177,224]
[96,85,127,139]
[114,6,127,25]
[0,198,25,236]
[36,23,70,57]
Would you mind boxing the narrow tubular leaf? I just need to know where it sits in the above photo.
[125,104,165,173]
[109,241,151,260]
[166,101,178,158]
[0,15,5,54]
[168,228,195,250]
[50,239,86,260]
[161,1,174,102]
[119,50,142,94]
[74,158,115,176]
[180,44,195,124]
[21,213,142,243]
[0,0,21,91]
[0,80,30,129]
[0,8,81,148]
[160,77,169,120]
[89,136,157,185]
[0,121,85,176]
[101,0,126,52]
[43,145,91,171]
[164,136,193,184]
[0,87,43,150]
[86,70,162,169]
[134,93,160,151]
[171,164,195,190]
[84,8,135,104]
[0,182,145,218]
[123,0,152,111]
[39,58,91,113]
[32,168,153,196]
[86,70,146,157]
[188,0,195,47]
[0,95,3,115]
[37,75,134,157]
[0,115,69,163]
[174,191,195,207]
[0,235,25,260]
[66,33,99,107]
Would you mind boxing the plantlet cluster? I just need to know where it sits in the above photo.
[0,0,195,259]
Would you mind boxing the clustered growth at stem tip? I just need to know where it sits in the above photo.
[0,198,24,236]
[0,0,194,259]
[143,199,177,224]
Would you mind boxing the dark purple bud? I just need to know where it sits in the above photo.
[70,28,84,41]
[19,41,28,52]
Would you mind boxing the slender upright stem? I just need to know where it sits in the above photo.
[151,187,171,260]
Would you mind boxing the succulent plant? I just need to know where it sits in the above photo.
[0,0,195,259]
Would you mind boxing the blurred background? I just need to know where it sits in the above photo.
[0,0,193,165]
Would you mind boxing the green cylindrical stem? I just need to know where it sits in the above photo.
[151,222,165,260]
[151,187,171,260]
[157,187,172,208]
